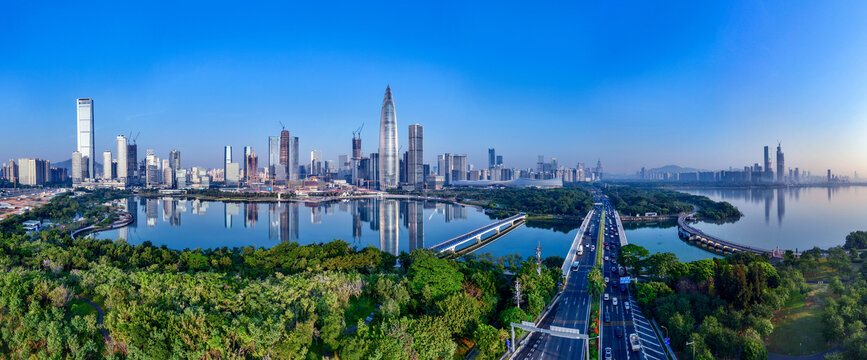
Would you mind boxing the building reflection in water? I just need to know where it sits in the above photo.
[407,200,424,251]
[146,198,158,227]
[245,203,258,228]
[776,188,785,226]
[379,199,399,256]
[224,203,240,229]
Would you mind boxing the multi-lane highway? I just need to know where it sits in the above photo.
[511,197,666,360]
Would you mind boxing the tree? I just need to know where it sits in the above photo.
[618,244,649,271]
[474,324,505,360]
[647,252,680,280]
[407,250,464,301]
[587,267,605,297]
[844,231,867,250]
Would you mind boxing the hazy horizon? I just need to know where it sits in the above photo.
[2,1,866,176]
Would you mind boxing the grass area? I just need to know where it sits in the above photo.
[596,215,605,266]
[802,260,840,282]
[344,295,377,326]
[765,285,832,356]
[68,298,98,317]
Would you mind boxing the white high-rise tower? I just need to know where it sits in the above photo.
[76,98,94,179]
[378,86,398,189]
[116,135,128,181]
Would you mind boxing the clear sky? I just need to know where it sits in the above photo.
[2,1,866,176]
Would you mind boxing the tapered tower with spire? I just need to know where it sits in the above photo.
[378,85,399,189]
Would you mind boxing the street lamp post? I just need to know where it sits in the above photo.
[686,341,695,359]
[660,325,669,339]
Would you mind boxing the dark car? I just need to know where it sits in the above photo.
[604,312,611,323]
[615,327,624,338]
[620,284,627,292]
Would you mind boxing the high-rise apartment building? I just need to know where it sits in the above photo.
[408,124,424,189]
[378,86,399,189]
[116,135,128,181]
[451,154,467,182]
[6,159,17,184]
[71,151,82,183]
[292,137,300,180]
[17,158,48,186]
[76,98,95,179]
[103,151,113,179]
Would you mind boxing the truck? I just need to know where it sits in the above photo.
[629,333,641,351]
[577,246,583,256]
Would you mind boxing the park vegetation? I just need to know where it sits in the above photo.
[407,187,594,218]
[602,185,742,221]
[0,189,566,359]
[626,245,805,360]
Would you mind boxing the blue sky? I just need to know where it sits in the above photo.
[2,1,866,175]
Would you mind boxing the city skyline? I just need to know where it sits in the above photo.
[3,2,867,174]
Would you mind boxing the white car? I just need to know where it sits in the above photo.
[613,297,618,306]
[604,256,609,261]
[604,277,609,283]
[604,293,609,301]
[624,301,630,311]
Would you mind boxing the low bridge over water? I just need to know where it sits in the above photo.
[677,212,785,257]
[429,213,526,253]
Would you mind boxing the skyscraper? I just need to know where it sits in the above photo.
[763,146,771,174]
[243,146,252,178]
[292,137,299,181]
[224,146,232,178]
[103,151,113,179]
[71,151,82,183]
[776,143,785,182]
[378,86,399,189]
[116,135,128,181]
[269,136,285,180]
[169,150,181,172]
[246,151,258,183]
[488,148,496,169]
[310,150,322,177]
[451,154,467,182]
[76,98,94,179]
[408,124,424,189]
[280,130,291,180]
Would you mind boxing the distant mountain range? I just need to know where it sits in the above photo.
[53,159,103,173]
[646,165,705,174]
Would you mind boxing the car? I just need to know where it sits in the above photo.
[603,293,609,301]
[611,258,617,264]
[604,256,609,261]
[612,297,618,306]
[571,261,580,272]
[604,311,611,323]
[620,284,627,292]
[604,277,609,283]
[605,347,612,360]
[591,245,596,252]
[624,301,630,311]
[615,326,624,338]
[611,278,618,285]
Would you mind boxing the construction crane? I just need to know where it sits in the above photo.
[280,121,286,131]
[352,122,364,138]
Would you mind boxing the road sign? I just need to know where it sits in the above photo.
[664,338,670,345]
[550,326,581,335]
[521,321,535,327]
[620,276,631,283]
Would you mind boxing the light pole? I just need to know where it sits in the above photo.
[660,325,669,339]
[686,341,695,359]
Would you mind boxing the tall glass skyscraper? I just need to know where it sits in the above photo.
[378,86,398,189]
[408,124,424,189]
[76,98,94,179]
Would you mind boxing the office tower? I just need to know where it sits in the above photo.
[338,155,349,171]
[496,155,503,166]
[224,146,232,178]
[310,150,322,176]
[451,154,467,182]
[226,163,240,186]
[76,98,95,179]
[71,151,82,183]
[280,130,291,180]
[246,151,258,183]
[352,136,362,160]
[169,150,181,172]
[438,153,452,184]
[378,85,399,189]
[369,152,380,186]
[776,143,785,182]
[828,169,832,182]
[763,146,771,173]
[127,143,138,184]
[269,136,285,180]
[408,124,424,189]
[116,135,128,181]
[595,159,603,180]
[488,148,496,169]
[103,151,113,179]
[400,151,408,184]
[794,168,800,182]
[292,137,299,180]
[162,159,172,187]
[243,146,253,177]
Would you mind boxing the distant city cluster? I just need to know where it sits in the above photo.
[638,143,850,184]
[1,87,612,192]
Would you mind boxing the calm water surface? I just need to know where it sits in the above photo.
[95,197,578,260]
